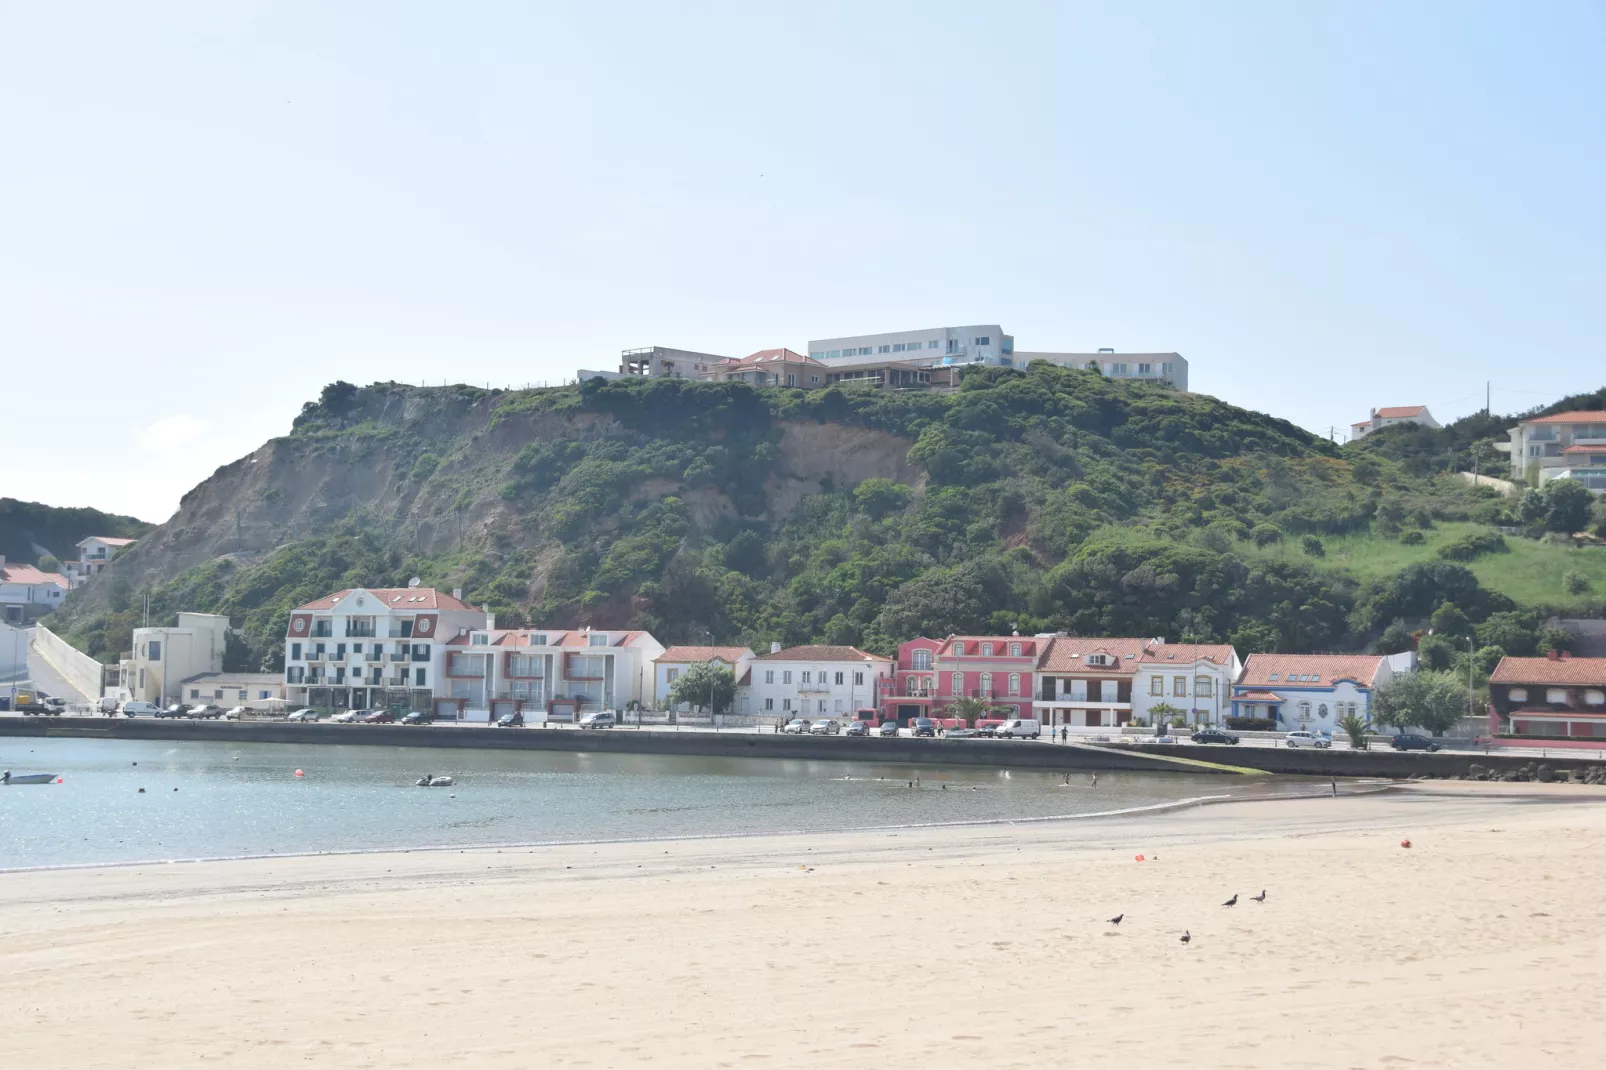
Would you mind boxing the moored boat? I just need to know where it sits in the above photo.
[2,773,59,785]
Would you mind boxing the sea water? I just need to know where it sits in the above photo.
[0,737,1298,868]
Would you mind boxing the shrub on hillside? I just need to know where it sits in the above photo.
[1251,523,1283,547]
[1398,530,1425,545]
[1564,570,1591,595]
[1436,530,1507,561]
[1301,535,1325,557]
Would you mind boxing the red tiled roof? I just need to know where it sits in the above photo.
[446,628,651,648]
[295,587,478,612]
[1508,709,1606,719]
[1560,445,1606,455]
[1141,643,1237,666]
[1035,637,1157,674]
[1521,411,1606,425]
[755,645,891,662]
[938,636,1038,657]
[80,535,136,547]
[656,645,751,663]
[1374,406,1428,419]
[1489,656,1606,686]
[1235,690,1285,702]
[0,563,69,589]
[1238,654,1385,687]
[720,348,821,368]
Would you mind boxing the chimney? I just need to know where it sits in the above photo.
[483,604,495,632]
[1547,649,1560,660]
[452,587,463,602]
[770,641,781,654]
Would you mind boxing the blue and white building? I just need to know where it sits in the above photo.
[1230,653,1402,736]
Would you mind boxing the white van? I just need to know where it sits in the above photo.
[120,700,161,717]
[995,718,1042,739]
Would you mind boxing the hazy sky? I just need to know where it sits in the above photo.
[4,1,1603,521]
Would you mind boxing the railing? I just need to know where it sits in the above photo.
[345,627,375,638]
[389,653,409,662]
[311,626,333,638]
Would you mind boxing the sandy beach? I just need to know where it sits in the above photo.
[3,784,1603,1068]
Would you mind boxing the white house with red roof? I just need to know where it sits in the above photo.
[1033,636,1159,728]
[0,556,70,623]
[1349,406,1439,441]
[1230,653,1397,735]
[1498,410,1606,490]
[749,644,891,721]
[442,626,665,722]
[653,645,755,714]
[881,635,1039,725]
[1488,653,1606,738]
[1135,642,1242,728]
[282,586,488,713]
[63,535,137,588]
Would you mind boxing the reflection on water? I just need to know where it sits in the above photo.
[2,737,1295,868]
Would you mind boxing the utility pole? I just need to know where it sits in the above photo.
[1486,381,1491,417]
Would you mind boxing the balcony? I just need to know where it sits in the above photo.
[389,652,409,663]
[345,625,376,638]
[386,677,411,688]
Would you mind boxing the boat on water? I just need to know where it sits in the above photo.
[2,773,59,785]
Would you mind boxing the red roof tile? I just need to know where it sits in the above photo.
[1238,654,1385,687]
[1521,411,1606,425]
[937,636,1038,657]
[295,587,478,612]
[720,348,822,368]
[1140,643,1237,666]
[656,645,752,663]
[755,645,891,662]
[0,563,69,589]
[1373,406,1428,419]
[1235,690,1285,702]
[1035,637,1157,674]
[1489,656,1606,686]
[1560,445,1606,455]
[80,535,137,547]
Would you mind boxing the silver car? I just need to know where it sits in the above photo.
[809,719,840,735]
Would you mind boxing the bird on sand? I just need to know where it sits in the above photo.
[1222,894,1238,907]
[1108,913,1123,926]
[1251,890,1266,903]
[1180,931,1191,945]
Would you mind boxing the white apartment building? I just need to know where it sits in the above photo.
[0,557,68,623]
[653,645,755,713]
[1132,642,1242,727]
[746,644,892,720]
[1013,349,1189,390]
[1496,410,1606,490]
[123,611,231,705]
[1348,405,1439,441]
[809,325,1015,369]
[282,587,488,713]
[63,536,137,588]
[441,626,665,722]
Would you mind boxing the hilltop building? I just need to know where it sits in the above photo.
[63,536,137,588]
[810,325,1013,369]
[1349,406,1439,441]
[617,345,731,380]
[0,556,69,623]
[1496,410,1606,490]
[706,349,826,388]
[1014,349,1189,390]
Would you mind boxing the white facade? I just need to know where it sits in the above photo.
[1497,411,1606,489]
[1349,406,1439,441]
[179,672,286,707]
[64,536,136,588]
[809,325,1014,369]
[619,346,731,379]
[443,626,665,722]
[746,645,892,719]
[1014,350,1189,390]
[1231,654,1400,736]
[126,611,231,705]
[1132,644,1242,727]
[0,557,69,623]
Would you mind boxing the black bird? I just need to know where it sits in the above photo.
[1108,914,1123,926]
[1222,894,1238,907]
[1180,930,1191,945]
[1251,890,1266,903]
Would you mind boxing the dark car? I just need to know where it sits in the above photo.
[843,720,868,737]
[1190,729,1241,745]
[401,711,433,726]
[496,711,525,727]
[156,704,189,718]
[911,717,937,737]
[877,720,899,737]
[361,709,398,724]
[975,723,999,737]
[1390,733,1441,752]
[946,728,982,739]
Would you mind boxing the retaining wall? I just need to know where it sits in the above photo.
[29,626,103,702]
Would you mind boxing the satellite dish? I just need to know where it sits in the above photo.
[407,577,421,588]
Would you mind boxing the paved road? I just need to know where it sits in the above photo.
[21,627,95,704]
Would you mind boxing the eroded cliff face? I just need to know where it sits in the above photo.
[64,384,921,616]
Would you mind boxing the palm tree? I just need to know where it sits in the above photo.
[1337,711,1370,750]
[944,696,1014,728]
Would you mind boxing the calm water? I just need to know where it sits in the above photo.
[1,738,1297,869]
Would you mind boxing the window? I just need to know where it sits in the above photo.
[974,336,991,346]
[981,643,993,656]
[1298,701,1311,720]
[291,642,302,661]
[190,688,200,699]
[980,672,993,695]
[373,643,384,659]
[817,699,827,713]
[1138,363,1152,375]
[1008,673,1020,696]
[782,698,791,711]
[1505,687,1528,701]
[1174,676,1187,697]
[1268,674,1278,682]
[783,671,792,685]
[927,340,939,349]
[764,670,774,684]
[334,667,346,684]
[953,642,964,655]
[835,672,844,685]
[528,633,546,646]
[336,643,346,660]
[666,668,679,684]
[149,641,161,661]
[912,649,932,670]
[415,668,427,686]
[892,343,905,352]
[588,633,607,647]
[801,671,811,685]
[1586,690,1605,706]
[1546,688,1567,704]
[287,667,304,683]
[878,344,890,353]
[471,634,487,646]
[1113,363,1128,375]
[1162,363,1173,377]
[952,672,964,693]
[811,375,820,384]
[1100,680,1118,702]
[835,699,843,712]
[1010,643,1021,656]
[412,644,429,662]
[1150,677,1164,696]
[764,698,774,710]
[1194,677,1213,697]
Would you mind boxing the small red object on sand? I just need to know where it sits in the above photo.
[55,777,63,784]
[294,769,305,778]
[1400,839,1412,848]
[1135,854,1145,862]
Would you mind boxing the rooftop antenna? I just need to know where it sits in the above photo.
[407,577,421,588]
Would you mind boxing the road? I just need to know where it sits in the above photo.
[21,626,95,705]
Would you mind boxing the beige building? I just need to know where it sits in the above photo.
[123,612,231,705]
[178,672,286,708]
[1496,410,1606,490]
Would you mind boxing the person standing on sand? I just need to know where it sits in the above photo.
[1060,726,1068,743]
[1331,776,1338,798]
[1090,773,1098,788]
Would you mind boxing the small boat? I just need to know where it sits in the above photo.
[2,773,59,786]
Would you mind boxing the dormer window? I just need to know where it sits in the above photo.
[981,643,993,656]
[471,634,488,646]
[953,642,965,656]
[589,633,608,647]
[1010,643,1021,656]
[528,634,546,646]
[1268,674,1278,682]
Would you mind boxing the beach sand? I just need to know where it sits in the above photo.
[3,784,1603,1068]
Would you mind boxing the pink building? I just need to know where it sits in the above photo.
[880,635,1039,724]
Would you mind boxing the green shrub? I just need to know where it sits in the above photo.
[1300,535,1325,557]
[1399,530,1425,545]
[1436,530,1507,561]
[1225,716,1276,731]
[1564,570,1591,595]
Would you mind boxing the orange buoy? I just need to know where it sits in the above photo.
[294,769,305,778]
[55,777,63,784]
[1400,838,1412,849]
[1135,854,1145,862]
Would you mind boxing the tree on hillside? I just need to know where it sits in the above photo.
[1373,672,1467,736]
[37,553,61,573]
[853,478,913,520]
[667,663,736,716]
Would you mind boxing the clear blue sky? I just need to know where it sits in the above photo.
[4,1,1603,520]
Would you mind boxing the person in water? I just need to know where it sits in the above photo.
[1,770,9,785]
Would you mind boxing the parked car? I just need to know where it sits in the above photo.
[1390,733,1441,752]
[186,704,225,719]
[911,717,937,737]
[330,709,366,724]
[809,719,840,735]
[285,708,321,722]
[782,718,810,734]
[361,709,397,724]
[221,706,250,720]
[40,696,67,713]
[995,718,1043,739]
[975,723,999,737]
[578,711,617,729]
[946,727,982,739]
[843,720,868,737]
[496,711,524,728]
[401,711,432,726]
[1284,730,1332,749]
[1190,729,1241,745]
[877,720,900,737]
[156,704,189,719]
[121,701,161,717]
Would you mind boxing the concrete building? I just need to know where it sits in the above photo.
[125,612,231,706]
[707,349,826,388]
[179,671,286,708]
[810,325,1014,369]
[63,536,136,588]
[440,626,665,722]
[1230,654,1396,736]
[1134,642,1242,728]
[282,587,488,714]
[818,354,959,391]
[1014,349,1189,390]
[1349,406,1439,441]
[618,346,731,380]
[1032,636,1155,728]
[748,644,891,720]
[880,635,1040,724]
[653,645,755,713]
[0,556,69,623]
[1496,410,1606,489]
[1488,653,1606,738]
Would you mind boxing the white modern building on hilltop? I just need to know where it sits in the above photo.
[809,325,1014,369]
[63,536,137,588]
[1349,405,1439,441]
[1496,410,1606,490]
[0,557,69,624]
[1014,349,1189,390]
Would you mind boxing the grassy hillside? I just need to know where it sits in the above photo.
[45,367,1604,672]
[0,498,154,568]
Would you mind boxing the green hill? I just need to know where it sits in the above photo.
[0,498,154,570]
[45,366,1606,671]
